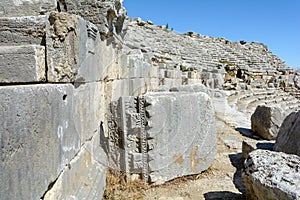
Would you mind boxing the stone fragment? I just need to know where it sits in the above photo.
[0,0,57,17]
[243,149,300,200]
[0,15,47,45]
[242,140,274,159]
[274,111,300,156]
[46,12,102,82]
[251,105,285,140]
[0,45,46,83]
[107,92,217,184]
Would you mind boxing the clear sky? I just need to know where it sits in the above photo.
[123,0,300,69]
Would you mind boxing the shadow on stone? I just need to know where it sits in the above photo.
[204,191,245,200]
[236,127,261,139]
[228,153,246,195]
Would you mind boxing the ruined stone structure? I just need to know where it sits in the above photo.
[1,0,300,199]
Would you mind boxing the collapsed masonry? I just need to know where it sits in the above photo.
[1,0,300,199]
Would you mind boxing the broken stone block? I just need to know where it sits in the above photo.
[243,149,300,200]
[242,140,274,159]
[107,92,217,184]
[0,84,79,200]
[46,12,102,82]
[0,45,46,83]
[0,0,57,17]
[57,0,126,37]
[0,15,47,45]
[251,105,285,140]
[146,92,217,184]
[274,111,300,156]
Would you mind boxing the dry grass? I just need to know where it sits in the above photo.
[103,170,149,200]
[104,167,216,199]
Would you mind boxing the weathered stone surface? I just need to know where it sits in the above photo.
[73,82,105,142]
[0,15,47,45]
[274,111,300,156]
[44,131,107,199]
[0,45,46,83]
[58,0,126,37]
[251,105,285,140]
[107,92,217,184]
[0,84,79,200]
[146,92,217,184]
[242,140,274,159]
[243,149,300,200]
[0,0,57,17]
[0,83,106,199]
[169,83,210,95]
[46,12,103,82]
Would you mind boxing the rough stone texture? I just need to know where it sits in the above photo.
[146,92,217,184]
[274,111,300,156]
[107,92,217,184]
[0,83,106,199]
[243,149,300,200]
[0,0,57,17]
[44,131,107,200]
[57,0,126,37]
[251,105,285,140]
[0,84,79,200]
[46,12,103,82]
[169,83,210,95]
[0,45,46,83]
[0,15,47,45]
[242,140,274,159]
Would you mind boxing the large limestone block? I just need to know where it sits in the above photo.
[145,92,217,184]
[274,111,300,156]
[44,132,107,199]
[107,92,217,184]
[251,105,285,140]
[243,150,300,200]
[46,12,103,82]
[0,15,47,45]
[0,0,57,17]
[0,45,46,83]
[0,84,80,200]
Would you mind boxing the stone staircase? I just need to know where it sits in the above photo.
[227,89,300,118]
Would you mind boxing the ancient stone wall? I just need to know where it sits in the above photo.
[1,0,299,199]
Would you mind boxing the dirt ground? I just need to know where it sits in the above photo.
[104,119,254,200]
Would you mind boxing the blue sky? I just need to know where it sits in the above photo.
[123,0,300,69]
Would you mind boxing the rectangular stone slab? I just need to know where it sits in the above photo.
[145,92,217,184]
[0,84,79,200]
[0,0,57,17]
[0,45,46,83]
[0,16,47,45]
